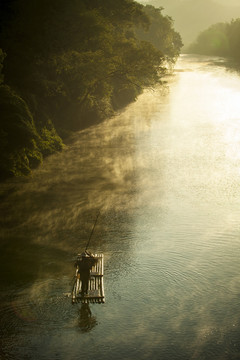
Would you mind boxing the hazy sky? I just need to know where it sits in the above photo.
[138,0,240,45]
[140,0,240,5]
[215,0,240,5]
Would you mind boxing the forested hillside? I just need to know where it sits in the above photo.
[187,19,240,59]
[0,0,182,179]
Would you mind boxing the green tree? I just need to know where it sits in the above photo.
[0,85,41,177]
[0,0,182,178]
[227,19,240,59]
[0,49,5,84]
[135,5,183,61]
[188,22,229,56]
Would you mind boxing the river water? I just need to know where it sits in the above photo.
[1,54,240,360]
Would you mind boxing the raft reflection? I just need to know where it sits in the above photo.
[77,303,97,333]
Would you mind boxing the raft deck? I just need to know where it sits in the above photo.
[72,253,105,304]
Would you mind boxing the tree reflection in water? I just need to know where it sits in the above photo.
[77,303,97,333]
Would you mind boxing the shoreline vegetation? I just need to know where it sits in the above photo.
[187,18,240,59]
[0,0,182,180]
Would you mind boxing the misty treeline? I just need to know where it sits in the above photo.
[0,0,182,179]
[188,18,240,58]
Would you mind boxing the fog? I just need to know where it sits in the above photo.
[2,54,240,360]
[138,0,240,45]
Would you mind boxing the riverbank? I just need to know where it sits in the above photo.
[0,1,182,180]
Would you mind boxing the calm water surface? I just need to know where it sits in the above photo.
[1,55,240,359]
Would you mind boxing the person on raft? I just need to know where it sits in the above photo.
[75,252,97,296]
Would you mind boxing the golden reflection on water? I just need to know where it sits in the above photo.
[1,55,240,359]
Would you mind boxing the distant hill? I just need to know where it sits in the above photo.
[139,0,240,46]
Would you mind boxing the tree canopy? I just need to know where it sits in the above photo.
[135,5,183,61]
[0,0,182,179]
[187,18,240,59]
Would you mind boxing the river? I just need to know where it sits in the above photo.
[1,54,240,360]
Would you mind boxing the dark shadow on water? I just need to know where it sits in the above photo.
[77,303,98,333]
[223,59,240,76]
[182,54,240,77]
[210,56,240,75]
[0,235,71,286]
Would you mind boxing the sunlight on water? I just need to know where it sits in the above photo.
[1,55,240,359]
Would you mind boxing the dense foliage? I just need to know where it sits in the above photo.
[135,5,182,61]
[0,0,182,179]
[187,19,240,59]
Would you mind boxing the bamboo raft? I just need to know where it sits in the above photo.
[72,253,105,304]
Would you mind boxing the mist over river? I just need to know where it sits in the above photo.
[1,54,240,360]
